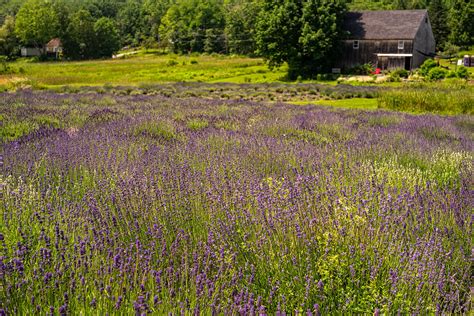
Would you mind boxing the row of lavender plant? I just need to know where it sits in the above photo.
[1,91,472,314]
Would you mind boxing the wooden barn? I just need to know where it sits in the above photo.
[336,10,436,71]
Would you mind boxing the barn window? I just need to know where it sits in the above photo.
[398,40,404,50]
[353,40,359,49]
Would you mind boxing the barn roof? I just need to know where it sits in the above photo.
[343,10,428,40]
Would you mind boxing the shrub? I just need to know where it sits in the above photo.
[447,67,470,79]
[446,70,457,78]
[387,73,401,82]
[419,59,437,77]
[454,66,470,79]
[0,56,13,74]
[391,68,409,79]
[348,63,373,75]
[426,67,448,81]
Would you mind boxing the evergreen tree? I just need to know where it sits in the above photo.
[428,0,449,50]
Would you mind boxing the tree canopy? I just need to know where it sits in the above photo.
[0,15,19,59]
[14,0,60,52]
[1,0,472,76]
[256,0,346,78]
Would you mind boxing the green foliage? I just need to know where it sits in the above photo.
[141,0,173,44]
[391,68,409,79]
[419,59,437,77]
[160,0,225,54]
[63,10,119,59]
[14,0,60,52]
[442,42,460,58]
[0,120,35,141]
[448,0,474,47]
[428,0,449,49]
[347,63,373,75]
[82,0,122,19]
[0,15,18,59]
[453,66,470,79]
[133,120,177,140]
[94,17,120,57]
[187,118,209,131]
[224,0,261,55]
[426,67,447,81]
[166,59,179,66]
[256,0,347,79]
[0,55,11,74]
[117,0,144,47]
[368,150,471,190]
[63,9,96,59]
[347,0,395,10]
[2,0,473,60]
[446,66,469,79]
[386,68,409,83]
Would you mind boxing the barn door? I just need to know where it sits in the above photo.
[405,57,411,70]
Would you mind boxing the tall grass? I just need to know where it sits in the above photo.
[378,81,474,115]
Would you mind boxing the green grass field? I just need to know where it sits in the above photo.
[289,98,379,110]
[1,52,292,89]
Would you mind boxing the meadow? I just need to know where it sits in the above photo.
[0,53,289,89]
[1,90,472,314]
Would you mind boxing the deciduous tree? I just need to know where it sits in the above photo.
[62,9,96,59]
[256,0,346,79]
[0,15,19,59]
[94,17,120,57]
[14,0,60,54]
[448,0,474,47]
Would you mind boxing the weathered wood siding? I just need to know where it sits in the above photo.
[336,40,414,70]
[412,13,436,68]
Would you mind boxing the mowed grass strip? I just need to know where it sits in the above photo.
[288,98,378,110]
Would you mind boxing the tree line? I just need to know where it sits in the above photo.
[0,0,472,74]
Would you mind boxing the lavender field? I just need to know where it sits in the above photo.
[1,91,473,314]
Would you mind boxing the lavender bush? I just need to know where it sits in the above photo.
[1,91,472,314]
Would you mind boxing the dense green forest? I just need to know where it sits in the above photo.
[0,0,473,74]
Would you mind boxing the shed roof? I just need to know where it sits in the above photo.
[343,10,428,40]
[46,38,62,48]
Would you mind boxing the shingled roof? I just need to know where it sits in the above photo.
[343,10,428,40]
